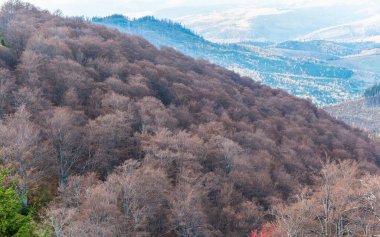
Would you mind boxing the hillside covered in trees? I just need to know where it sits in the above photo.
[0,1,380,236]
[365,84,380,106]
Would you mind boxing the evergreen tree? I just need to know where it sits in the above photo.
[0,168,37,237]
[364,83,380,105]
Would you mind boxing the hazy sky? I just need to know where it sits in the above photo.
[0,0,376,18]
[0,0,245,17]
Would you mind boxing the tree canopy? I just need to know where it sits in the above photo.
[0,1,378,236]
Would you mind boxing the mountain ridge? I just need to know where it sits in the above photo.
[166,5,377,43]
[93,14,367,105]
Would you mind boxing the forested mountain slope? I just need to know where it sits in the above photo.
[0,2,379,236]
[93,15,360,105]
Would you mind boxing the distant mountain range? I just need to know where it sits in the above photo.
[92,15,380,105]
[153,2,380,44]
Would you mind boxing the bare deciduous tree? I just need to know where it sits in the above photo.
[46,107,85,189]
[0,105,41,208]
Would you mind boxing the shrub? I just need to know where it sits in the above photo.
[250,225,282,237]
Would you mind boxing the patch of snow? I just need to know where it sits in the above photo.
[174,7,287,43]
[343,48,380,58]
[302,14,380,43]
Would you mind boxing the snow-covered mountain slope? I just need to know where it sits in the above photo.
[332,54,380,74]
[274,40,380,57]
[302,15,380,43]
[150,0,380,43]
[161,4,377,43]
[171,7,288,43]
